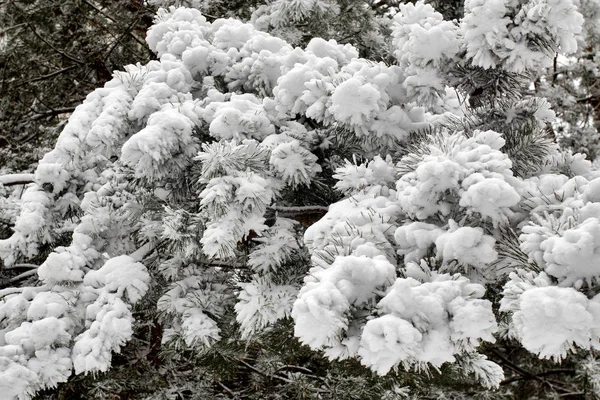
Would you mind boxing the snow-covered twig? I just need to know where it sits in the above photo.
[0,173,34,186]
[129,242,155,262]
[2,263,39,270]
[0,287,24,299]
[266,205,329,226]
[269,205,329,213]
[5,269,38,284]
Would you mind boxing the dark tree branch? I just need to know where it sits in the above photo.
[501,369,576,385]
[15,65,77,87]
[81,0,150,50]
[489,348,572,394]
[103,15,146,62]
[27,23,86,65]
[0,22,27,35]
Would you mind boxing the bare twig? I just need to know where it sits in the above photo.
[0,22,27,35]
[29,106,76,120]
[216,381,238,399]
[81,0,118,23]
[501,369,576,385]
[557,392,585,398]
[490,348,572,394]
[15,65,78,87]
[81,0,148,49]
[27,23,86,65]
[103,16,146,62]
[236,357,296,385]
[235,357,329,394]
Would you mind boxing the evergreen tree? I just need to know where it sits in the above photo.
[0,1,599,399]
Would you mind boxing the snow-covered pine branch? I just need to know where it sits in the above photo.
[0,1,598,398]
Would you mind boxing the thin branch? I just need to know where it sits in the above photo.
[15,65,78,87]
[81,0,117,23]
[0,173,34,186]
[5,269,37,284]
[577,95,598,103]
[216,381,238,399]
[29,107,76,120]
[203,259,248,269]
[490,348,572,394]
[557,392,585,398]
[30,90,59,114]
[81,0,148,49]
[269,205,329,213]
[2,263,39,270]
[0,23,28,35]
[266,205,328,223]
[236,357,296,385]
[490,348,539,379]
[501,369,576,385]
[275,365,314,374]
[0,287,23,299]
[103,16,145,62]
[235,357,329,393]
[27,24,86,65]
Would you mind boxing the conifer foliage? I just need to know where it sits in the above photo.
[1,1,600,398]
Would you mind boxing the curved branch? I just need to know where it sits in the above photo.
[0,287,24,299]
[5,269,37,284]
[27,23,86,65]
